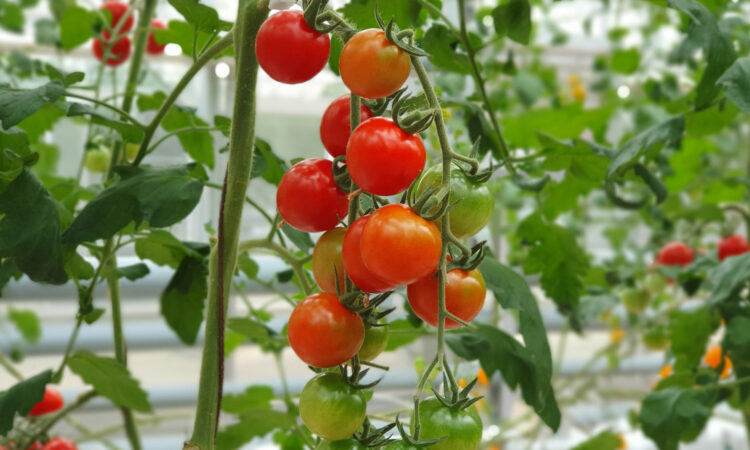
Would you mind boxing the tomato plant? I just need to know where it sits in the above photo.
[339,29,410,99]
[40,439,76,450]
[412,398,482,450]
[146,20,167,55]
[92,36,132,66]
[311,227,346,294]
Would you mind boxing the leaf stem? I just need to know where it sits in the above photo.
[63,91,145,127]
[0,350,23,380]
[238,238,313,296]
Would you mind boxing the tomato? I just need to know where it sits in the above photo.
[643,272,666,294]
[27,444,43,450]
[360,204,441,286]
[659,364,673,379]
[411,398,482,450]
[83,148,111,173]
[642,325,670,351]
[256,10,330,84]
[358,323,388,361]
[29,386,64,416]
[287,293,364,368]
[41,438,77,450]
[146,20,167,55]
[346,117,426,196]
[315,439,366,450]
[341,215,396,293]
[657,241,693,266]
[101,1,134,33]
[416,165,494,239]
[299,373,366,441]
[320,95,373,158]
[312,227,346,294]
[125,143,140,162]
[620,287,650,314]
[407,267,485,330]
[276,159,349,232]
[339,29,410,99]
[718,234,750,262]
[92,36,132,67]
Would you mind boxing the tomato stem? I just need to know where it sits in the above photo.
[238,238,313,296]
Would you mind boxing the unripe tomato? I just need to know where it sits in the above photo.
[320,95,372,158]
[41,438,77,450]
[718,234,750,262]
[83,148,111,173]
[620,287,650,314]
[416,165,494,239]
[146,20,167,55]
[643,272,667,294]
[101,1,134,33]
[316,440,366,450]
[358,323,388,361]
[256,10,330,84]
[299,373,366,441]
[29,386,64,416]
[657,241,693,266]
[125,143,140,162]
[92,36,132,67]
[346,117,425,196]
[407,267,486,329]
[642,324,670,351]
[411,398,482,450]
[360,204,441,286]
[287,293,364,368]
[312,227,346,294]
[341,215,396,294]
[276,158,349,232]
[339,29,410,99]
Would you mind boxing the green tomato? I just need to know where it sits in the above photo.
[621,287,650,314]
[644,273,667,294]
[358,323,388,362]
[125,143,140,162]
[643,324,670,350]
[416,165,494,239]
[299,373,366,441]
[84,148,111,173]
[411,398,482,450]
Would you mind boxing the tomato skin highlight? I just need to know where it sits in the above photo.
[360,204,441,286]
[339,29,410,99]
[287,293,364,368]
[358,323,388,361]
[312,227,346,294]
[320,95,373,158]
[407,268,486,329]
[101,1,134,33]
[412,398,483,450]
[718,234,750,262]
[41,438,77,450]
[146,20,167,55]
[29,386,64,417]
[276,158,349,232]
[92,36,132,67]
[346,117,426,196]
[657,241,694,266]
[299,373,366,441]
[341,215,396,293]
[256,10,330,84]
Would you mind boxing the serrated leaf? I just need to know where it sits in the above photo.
[216,409,295,450]
[421,24,471,74]
[639,386,716,450]
[8,308,41,344]
[339,0,416,30]
[162,105,214,168]
[161,256,207,345]
[707,252,750,305]
[0,80,65,129]
[134,230,192,268]
[68,351,151,412]
[0,370,51,434]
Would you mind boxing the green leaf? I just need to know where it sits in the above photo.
[723,316,750,401]
[68,351,151,412]
[8,308,41,344]
[62,164,204,244]
[162,105,214,168]
[0,80,65,129]
[339,0,417,30]
[707,252,750,305]
[17,103,65,143]
[492,0,531,45]
[252,138,287,186]
[500,104,613,149]
[0,370,52,434]
[509,172,550,192]
[328,34,343,76]
[168,0,228,33]
[0,170,67,284]
[607,117,685,181]
[421,24,471,74]
[137,91,167,112]
[669,306,716,368]
[717,56,750,114]
[227,317,270,344]
[34,19,58,46]
[63,103,144,143]
[238,253,259,279]
[222,385,274,414]
[639,386,716,450]
[153,20,233,59]
[116,263,150,281]
[134,230,193,268]
[216,409,295,450]
[571,430,621,450]
[59,5,94,50]
[0,2,24,32]
[280,224,313,253]
[685,102,739,137]
[610,48,640,74]
[161,256,207,345]
[512,72,545,107]
[383,318,427,351]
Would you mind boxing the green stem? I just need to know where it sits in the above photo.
[412,354,439,439]
[0,351,23,380]
[743,409,750,448]
[63,91,144,127]
[238,238,312,296]
[52,317,83,382]
[146,126,222,154]
[34,390,98,439]
[74,63,106,184]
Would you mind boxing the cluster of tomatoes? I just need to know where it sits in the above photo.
[0,387,76,450]
[91,1,167,67]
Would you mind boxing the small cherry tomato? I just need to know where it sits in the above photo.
[101,1,134,33]
[643,324,670,351]
[346,117,425,196]
[146,20,167,55]
[339,29,410,99]
[412,398,482,450]
[407,267,486,329]
[256,10,330,84]
[320,95,373,158]
[358,323,388,361]
[41,438,77,450]
[288,293,364,367]
[276,158,349,232]
[29,386,64,417]
[620,287,650,314]
[83,148,111,173]
[299,373,366,441]
[718,234,750,262]
[657,241,693,266]
[341,215,396,294]
[92,36,132,67]
[312,227,346,294]
[360,204,441,286]
[125,143,140,162]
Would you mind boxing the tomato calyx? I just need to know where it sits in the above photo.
[303,0,356,37]
[407,183,451,222]
[332,156,356,192]
[391,90,436,135]
[354,417,396,447]
[373,4,427,57]
[393,415,446,448]
[434,375,484,411]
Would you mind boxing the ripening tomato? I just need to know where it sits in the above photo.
[411,398,482,450]
[339,29,410,99]
[657,241,693,266]
[358,323,388,361]
[407,267,486,329]
[256,10,330,84]
[146,20,167,55]
[92,36,132,67]
[341,215,396,293]
[320,95,373,158]
[620,287,650,314]
[360,204,441,286]
[29,386,64,416]
[287,293,364,367]
[346,117,425,196]
[299,373,366,441]
[41,438,77,450]
[101,1,134,33]
[312,228,346,294]
[718,235,750,262]
[276,158,349,232]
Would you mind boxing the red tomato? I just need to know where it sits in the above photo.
[361,204,441,286]
[407,268,486,329]
[256,10,330,84]
[276,158,349,232]
[339,29,410,99]
[92,36,131,67]
[312,227,346,294]
[146,20,167,55]
[41,438,77,450]
[27,444,43,450]
[342,215,396,293]
[718,235,750,262]
[320,95,373,158]
[287,293,364,367]
[101,1,134,33]
[346,117,426,196]
[29,386,64,417]
[657,241,694,266]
